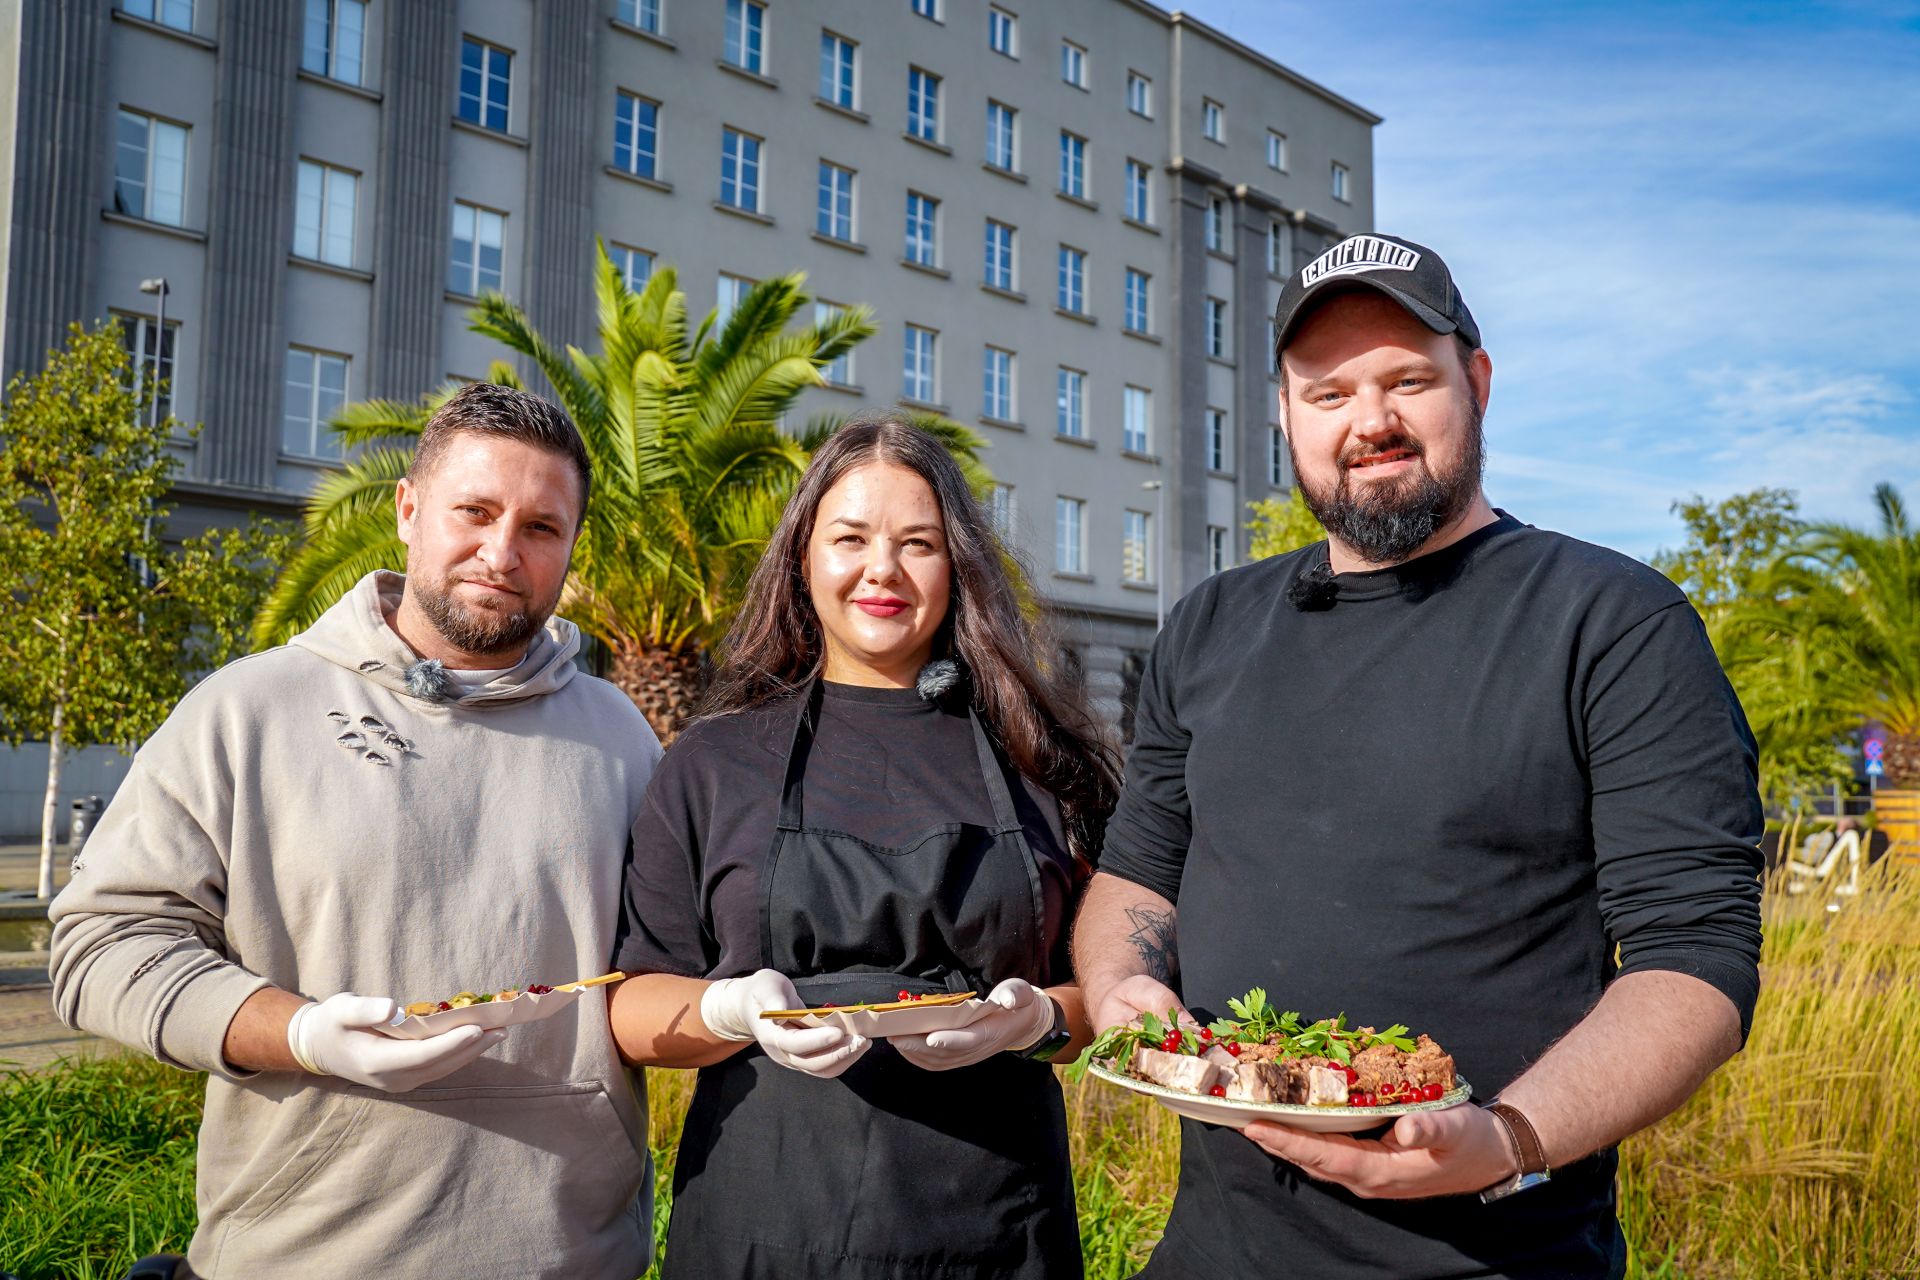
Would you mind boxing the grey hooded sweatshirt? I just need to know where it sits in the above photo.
[50,571,661,1279]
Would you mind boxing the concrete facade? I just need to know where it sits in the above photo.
[1,0,1376,809]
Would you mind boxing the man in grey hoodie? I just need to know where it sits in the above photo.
[50,383,661,1279]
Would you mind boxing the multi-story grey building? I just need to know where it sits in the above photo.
[1,0,1374,789]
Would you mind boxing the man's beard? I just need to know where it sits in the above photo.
[1289,399,1486,566]
[412,571,561,658]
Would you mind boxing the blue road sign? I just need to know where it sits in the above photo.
[1864,738,1884,760]
[1866,760,1885,778]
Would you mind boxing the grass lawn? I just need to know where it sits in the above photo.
[6,868,1915,1279]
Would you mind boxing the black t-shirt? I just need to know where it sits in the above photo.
[614,681,1075,984]
[1101,513,1763,1280]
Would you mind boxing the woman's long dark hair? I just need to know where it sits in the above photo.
[700,412,1122,867]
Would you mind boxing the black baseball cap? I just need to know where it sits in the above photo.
[1271,233,1480,361]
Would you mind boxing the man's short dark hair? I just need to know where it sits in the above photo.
[408,382,592,519]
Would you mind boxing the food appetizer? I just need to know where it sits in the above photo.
[758,990,976,1020]
[381,971,626,1039]
[1073,987,1458,1110]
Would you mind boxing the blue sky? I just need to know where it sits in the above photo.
[1181,0,1920,560]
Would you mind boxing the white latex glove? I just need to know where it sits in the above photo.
[700,969,871,1079]
[287,994,506,1093]
[891,978,1057,1072]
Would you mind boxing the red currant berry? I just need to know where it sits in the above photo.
[1208,1085,1227,1097]
[1224,1042,1242,1057]
[437,1001,451,1011]
[898,990,913,1001]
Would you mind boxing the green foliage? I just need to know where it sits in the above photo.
[0,324,289,750]
[1653,487,1802,629]
[1721,484,1920,790]
[0,1054,201,1279]
[1246,490,1326,560]
[254,245,988,672]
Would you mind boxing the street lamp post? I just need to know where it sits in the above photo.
[138,277,169,432]
[1141,479,1165,630]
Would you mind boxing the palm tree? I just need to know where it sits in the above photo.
[255,243,990,739]
[1724,483,1920,792]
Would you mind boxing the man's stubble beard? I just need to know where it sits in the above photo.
[1288,395,1486,567]
[412,570,565,658]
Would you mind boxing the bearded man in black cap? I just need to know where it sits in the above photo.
[1074,234,1763,1278]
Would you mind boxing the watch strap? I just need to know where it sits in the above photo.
[1483,1101,1549,1177]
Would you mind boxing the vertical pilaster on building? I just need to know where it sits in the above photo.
[1,1,107,383]
[523,0,599,366]
[196,2,302,490]
[1169,165,1217,599]
[1233,187,1280,561]
[368,1,457,401]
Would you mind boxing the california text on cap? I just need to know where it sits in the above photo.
[1271,233,1480,361]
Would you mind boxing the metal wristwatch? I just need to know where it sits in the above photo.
[1013,997,1073,1062]
[1477,1100,1552,1203]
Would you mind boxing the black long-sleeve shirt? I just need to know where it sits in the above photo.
[1100,512,1763,1280]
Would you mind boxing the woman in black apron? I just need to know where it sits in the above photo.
[608,414,1120,1278]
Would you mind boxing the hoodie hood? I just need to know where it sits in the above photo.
[289,570,581,706]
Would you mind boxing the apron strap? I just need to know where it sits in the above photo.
[968,708,1027,836]
[774,681,824,832]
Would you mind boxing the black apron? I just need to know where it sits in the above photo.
[662,685,1081,1280]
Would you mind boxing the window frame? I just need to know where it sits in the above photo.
[724,0,767,75]
[1123,509,1153,584]
[447,199,506,296]
[1055,366,1087,440]
[1205,296,1228,359]
[815,299,855,386]
[1058,130,1087,199]
[984,218,1016,291]
[456,35,513,133]
[1206,407,1230,472]
[817,160,857,242]
[114,108,189,227]
[1332,161,1351,202]
[121,0,193,33]
[1267,130,1289,172]
[907,67,943,143]
[281,346,351,462]
[982,345,1015,420]
[819,31,858,108]
[902,323,940,403]
[618,0,663,35]
[301,0,367,85]
[1123,267,1150,334]
[904,190,940,267]
[1202,97,1224,143]
[1060,39,1088,89]
[115,311,180,425]
[1127,71,1152,118]
[988,6,1017,57]
[1056,244,1086,314]
[293,158,358,268]
[1125,158,1151,223]
[608,243,656,292]
[613,91,661,180]
[1055,496,1088,575]
[1122,384,1150,454]
[986,100,1018,171]
[719,126,764,213]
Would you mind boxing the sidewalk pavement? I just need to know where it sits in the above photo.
[0,841,109,1071]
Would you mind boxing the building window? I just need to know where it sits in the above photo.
[114,109,188,227]
[1123,510,1152,583]
[1122,385,1149,454]
[1060,39,1087,89]
[907,68,941,143]
[1268,427,1287,486]
[986,101,1017,171]
[618,0,662,35]
[1055,367,1086,439]
[609,243,655,291]
[904,191,939,266]
[1208,525,1231,575]
[121,0,192,32]
[448,201,504,295]
[1267,317,1277,374]
[984,219,1015,291]
[1058,131,1087,199]
[301,0,366,85]
[815,300,853,385]
[819,32,857,108]
[719,127,762,212]
[1124,268,1149,334]
[1205,297,1228,359]
[903,324,938,402]
[989,6,1016,55]
[1124,159,1151,223]
[724,0,766,75]
[1267,220,1288,276]
[282,348,349,460]
[613,92,660,179]
[912,0,940,20]
[117,314,177,423]
[1267,130,1289,171]
[293,160,357,267]
[716,272,754,328]
[1202,97,1224,142]
[1056,245,1085,313]
[1055,497,1087,574]
[1205,195,1227,253]
[1332,161,1351,202]
[456,37,512,132]
[1127,71,1151,117]
[982,346,1014,420]
[1207,407,1230,471]
[816,162,856,241]
[990,483,1015,537]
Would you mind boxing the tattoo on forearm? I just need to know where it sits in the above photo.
[1124,905,1178,983]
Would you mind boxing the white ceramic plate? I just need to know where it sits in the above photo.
[1087,1060,1473,1133]
[761,996,993,1039]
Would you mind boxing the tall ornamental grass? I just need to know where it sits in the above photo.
[7,868,1915,1279]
